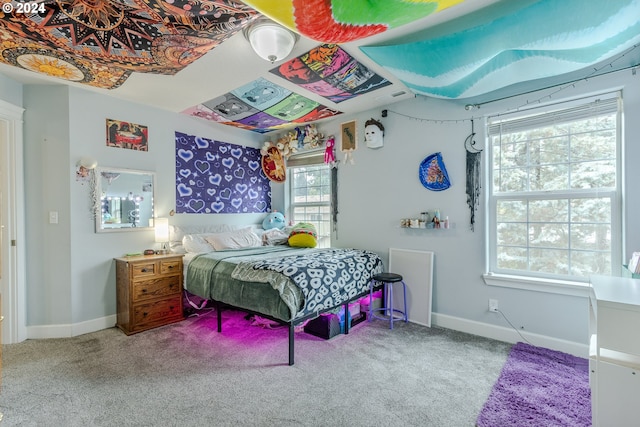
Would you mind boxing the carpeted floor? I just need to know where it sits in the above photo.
[476,341,591,427]
[1,308,513,427]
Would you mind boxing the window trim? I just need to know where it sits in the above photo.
[285,155,332,246]
[485,91,623,284]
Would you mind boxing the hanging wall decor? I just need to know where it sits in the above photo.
[106,119,148,151]
[174,131,271,214]
[340,120,356,164]
[260,143,286,183]
[465,120,482,231]
[419,152,450,191]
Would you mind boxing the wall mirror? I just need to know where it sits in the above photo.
[95,167,155,232]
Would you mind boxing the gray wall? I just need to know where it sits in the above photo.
[316,68,640,350]
[2,66,639,353]
[21,85,263,327]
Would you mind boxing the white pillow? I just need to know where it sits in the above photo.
[182,234,215,253]
[204,227,262,251]
[262,228,290,246]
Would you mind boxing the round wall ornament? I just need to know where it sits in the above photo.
[419,152,451,191]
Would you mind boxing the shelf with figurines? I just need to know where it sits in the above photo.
[400,211,450,230]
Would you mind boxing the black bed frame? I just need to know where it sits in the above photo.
[213,286,376,366]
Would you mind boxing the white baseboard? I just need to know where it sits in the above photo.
[27,315,116,339]
[24,312,589,359]
[432,312,589,358]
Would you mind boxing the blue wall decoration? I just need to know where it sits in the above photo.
[175,131,271,214]
[419,152,451,191]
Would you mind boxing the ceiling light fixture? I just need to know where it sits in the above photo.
[243,18,298,64]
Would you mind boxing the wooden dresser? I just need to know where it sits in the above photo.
[589,275,640,426]
[115,253,184,335]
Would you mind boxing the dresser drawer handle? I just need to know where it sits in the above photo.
[167,265,174,269]
[140,268,148,273]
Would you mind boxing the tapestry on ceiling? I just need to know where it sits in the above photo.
[175,131,271,214]
[270,44,392,103]
[241,0,465,43]
[0,1,257,89]
[360,0,640,101]
[182,77,342,133]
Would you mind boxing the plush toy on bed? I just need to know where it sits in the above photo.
[262,211,285,230]
[288,222,318,248]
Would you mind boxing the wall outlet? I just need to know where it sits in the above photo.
[489,299,499,312]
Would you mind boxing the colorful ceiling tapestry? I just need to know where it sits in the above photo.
[241,0,466,43]
[182,77,342,133]
[270,44,391,103]
[174,131,271,214]
[360,0,640,100]
[0,0,258,89]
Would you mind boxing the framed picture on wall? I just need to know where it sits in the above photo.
[106,118,148,151]
[340,120,356,151]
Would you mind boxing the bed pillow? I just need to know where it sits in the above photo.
[262,228,290,246]
[204,227,262,251]
[288,223,318,248]
[182,234,216,253]
[169,224,262,253]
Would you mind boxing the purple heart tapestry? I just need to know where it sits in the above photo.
[175,131,271,214]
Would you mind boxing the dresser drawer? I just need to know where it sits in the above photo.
[131,262,157,277]
[133,296,182,326]
[133,276,181,302]
[160,259,182,275]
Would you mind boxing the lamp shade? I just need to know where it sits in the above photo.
[154,217,169,244]
[244,19,298,63]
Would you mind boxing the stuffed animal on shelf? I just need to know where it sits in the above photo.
[262,211,286,230]
[288,222,318,247]
[324,136,336,165]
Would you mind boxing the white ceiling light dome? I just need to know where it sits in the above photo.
[244,18,299,63]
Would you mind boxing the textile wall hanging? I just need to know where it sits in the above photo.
[419,152,450,191]
[182,77,342,133]
[360,0,640,101]
[106,119,148,151]
[0,1,258,89]
[465,121,482,231]
[270,44,391,103]
[241,0,465,43]
[340,121,356,164]
[174,132,271,214]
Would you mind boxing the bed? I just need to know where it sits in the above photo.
[170,224,384,365]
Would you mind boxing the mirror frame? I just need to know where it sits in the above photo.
[95,166,156,233]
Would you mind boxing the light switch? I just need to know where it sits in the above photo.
[49,211,58,224]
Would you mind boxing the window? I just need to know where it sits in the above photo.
[487,93,621,282]
[286,152,332,247]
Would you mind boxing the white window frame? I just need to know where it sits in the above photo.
[285,151,332,247]
[483,92,622,295]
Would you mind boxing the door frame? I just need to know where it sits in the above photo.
[0,99,26,344]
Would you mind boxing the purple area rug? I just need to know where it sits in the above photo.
[477,342,591,427]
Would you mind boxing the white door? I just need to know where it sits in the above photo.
[0,100,26,344]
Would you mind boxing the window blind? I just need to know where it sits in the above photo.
[286,149,325,167]
[488,92,620,135]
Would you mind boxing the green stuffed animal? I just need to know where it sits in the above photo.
[288,222,318,248]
